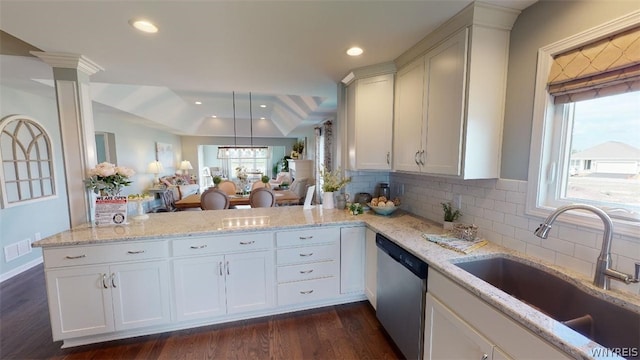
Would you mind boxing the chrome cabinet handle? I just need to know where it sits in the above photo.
[299,253,313,257]
[219,261,223,276]
[239,240,255,245]
[299,269,314,274]
[111,273,117,288]
[66,254,86,259]
[190,244,207,249]
[414,151,421,165]
[102,274,109,289]
[420,150,426,165]
[127,250,145,254]
[226,261,230,275]
[386,151,390,165]
[299,236,313,240]
[481,354,488,360]
[299,290,314,295]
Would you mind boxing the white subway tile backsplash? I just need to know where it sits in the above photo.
[386,173,640,297]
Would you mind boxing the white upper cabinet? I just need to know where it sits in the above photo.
[392,3,519,179]
[343,63,396,170]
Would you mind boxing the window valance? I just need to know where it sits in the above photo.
[547,25,640,104]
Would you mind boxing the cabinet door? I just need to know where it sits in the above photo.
[45,266,114,340]
[111,261,171,330]
[424,293,493,360]
[225,251,275,314]
[393,57,425,172]
[340,226,365,294]
[422,28,468,176]
[351,74,394,170]
[173,255,226,321]
[364,228,377,308]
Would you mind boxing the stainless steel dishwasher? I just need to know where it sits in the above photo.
[376,233,428,360]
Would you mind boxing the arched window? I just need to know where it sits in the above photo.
[0,114,56,208]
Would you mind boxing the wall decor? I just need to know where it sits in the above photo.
[156,142,174,169]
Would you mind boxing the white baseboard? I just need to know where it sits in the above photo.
[0,256,43,283]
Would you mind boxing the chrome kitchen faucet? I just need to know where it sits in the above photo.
[534,204,640,290]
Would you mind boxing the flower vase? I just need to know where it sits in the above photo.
[322,192,334,209]
[131,200,149,221]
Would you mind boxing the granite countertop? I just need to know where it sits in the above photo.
[33,206,639,359]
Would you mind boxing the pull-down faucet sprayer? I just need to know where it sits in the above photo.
[534,204,639,290]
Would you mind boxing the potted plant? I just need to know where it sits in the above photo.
[320,166,351,209]
[212,176,222,187]
[261,175,270,188]
[291,140,305,159]
[441,202,461,230]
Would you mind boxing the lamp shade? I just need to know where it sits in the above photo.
[147,160,164,174]
[179,160,193,171]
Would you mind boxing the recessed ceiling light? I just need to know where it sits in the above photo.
[260,117,265,120]
[347,47,364,56]
[260,104,267,108]
[195,101,202,105]
[211,115,217,118]
[129,19,158,34]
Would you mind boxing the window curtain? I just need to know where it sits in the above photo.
[547,25,640,104]
[314,120,333,203]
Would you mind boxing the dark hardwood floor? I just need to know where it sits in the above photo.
[0,264,403,360]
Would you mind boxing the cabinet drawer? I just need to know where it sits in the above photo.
[44,241,168,268]
[277,277,339,306]
[173,233,272,257]
[276,227,340,247]
[276,243,339,265]
[277,260,339,283]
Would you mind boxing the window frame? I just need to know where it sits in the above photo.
[0,114,58,208]
[527,11,640,238]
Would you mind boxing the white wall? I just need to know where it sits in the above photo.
[0,86,70,280]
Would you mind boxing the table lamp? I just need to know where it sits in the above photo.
[147,160,164,185]
[180,160,193,175]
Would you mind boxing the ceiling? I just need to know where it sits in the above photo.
[0,0,536,138]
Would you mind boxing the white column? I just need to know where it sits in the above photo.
[31,52,104,228]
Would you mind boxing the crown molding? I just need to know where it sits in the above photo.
[30,51,104,75]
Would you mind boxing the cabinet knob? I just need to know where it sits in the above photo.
[481,354,488,360]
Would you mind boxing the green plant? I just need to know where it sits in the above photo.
[261,175,270,184]
[349,202,363,215]
[441,202,461,222]
[292,140,304,153]
[212,176,222,185]
[320,166,351,192]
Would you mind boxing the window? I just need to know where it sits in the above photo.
[528,15,640,236]
[0,114,56,208]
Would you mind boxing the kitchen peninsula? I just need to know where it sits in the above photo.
[33,206,639,359]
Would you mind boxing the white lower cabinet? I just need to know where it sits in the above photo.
[340,226,365,294]
[275,227,341,305]
[173,250,275,321]
[426,269,570,360]
[364,228,377,308]
[46,260,171,341]
[425,293,504,360]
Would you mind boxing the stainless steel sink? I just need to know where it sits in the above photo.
[455,256,640,357]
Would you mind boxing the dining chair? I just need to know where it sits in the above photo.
[290,178,308,205]
[217,180,237,195]
[200,188,230,210]
[251,180,268,190]
[249,187,276,208]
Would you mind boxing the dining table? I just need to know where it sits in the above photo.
[174,189,301,209]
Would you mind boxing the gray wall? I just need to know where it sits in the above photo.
[93,112,182,195]
[500,0,640,180]
[0,86,69,279]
